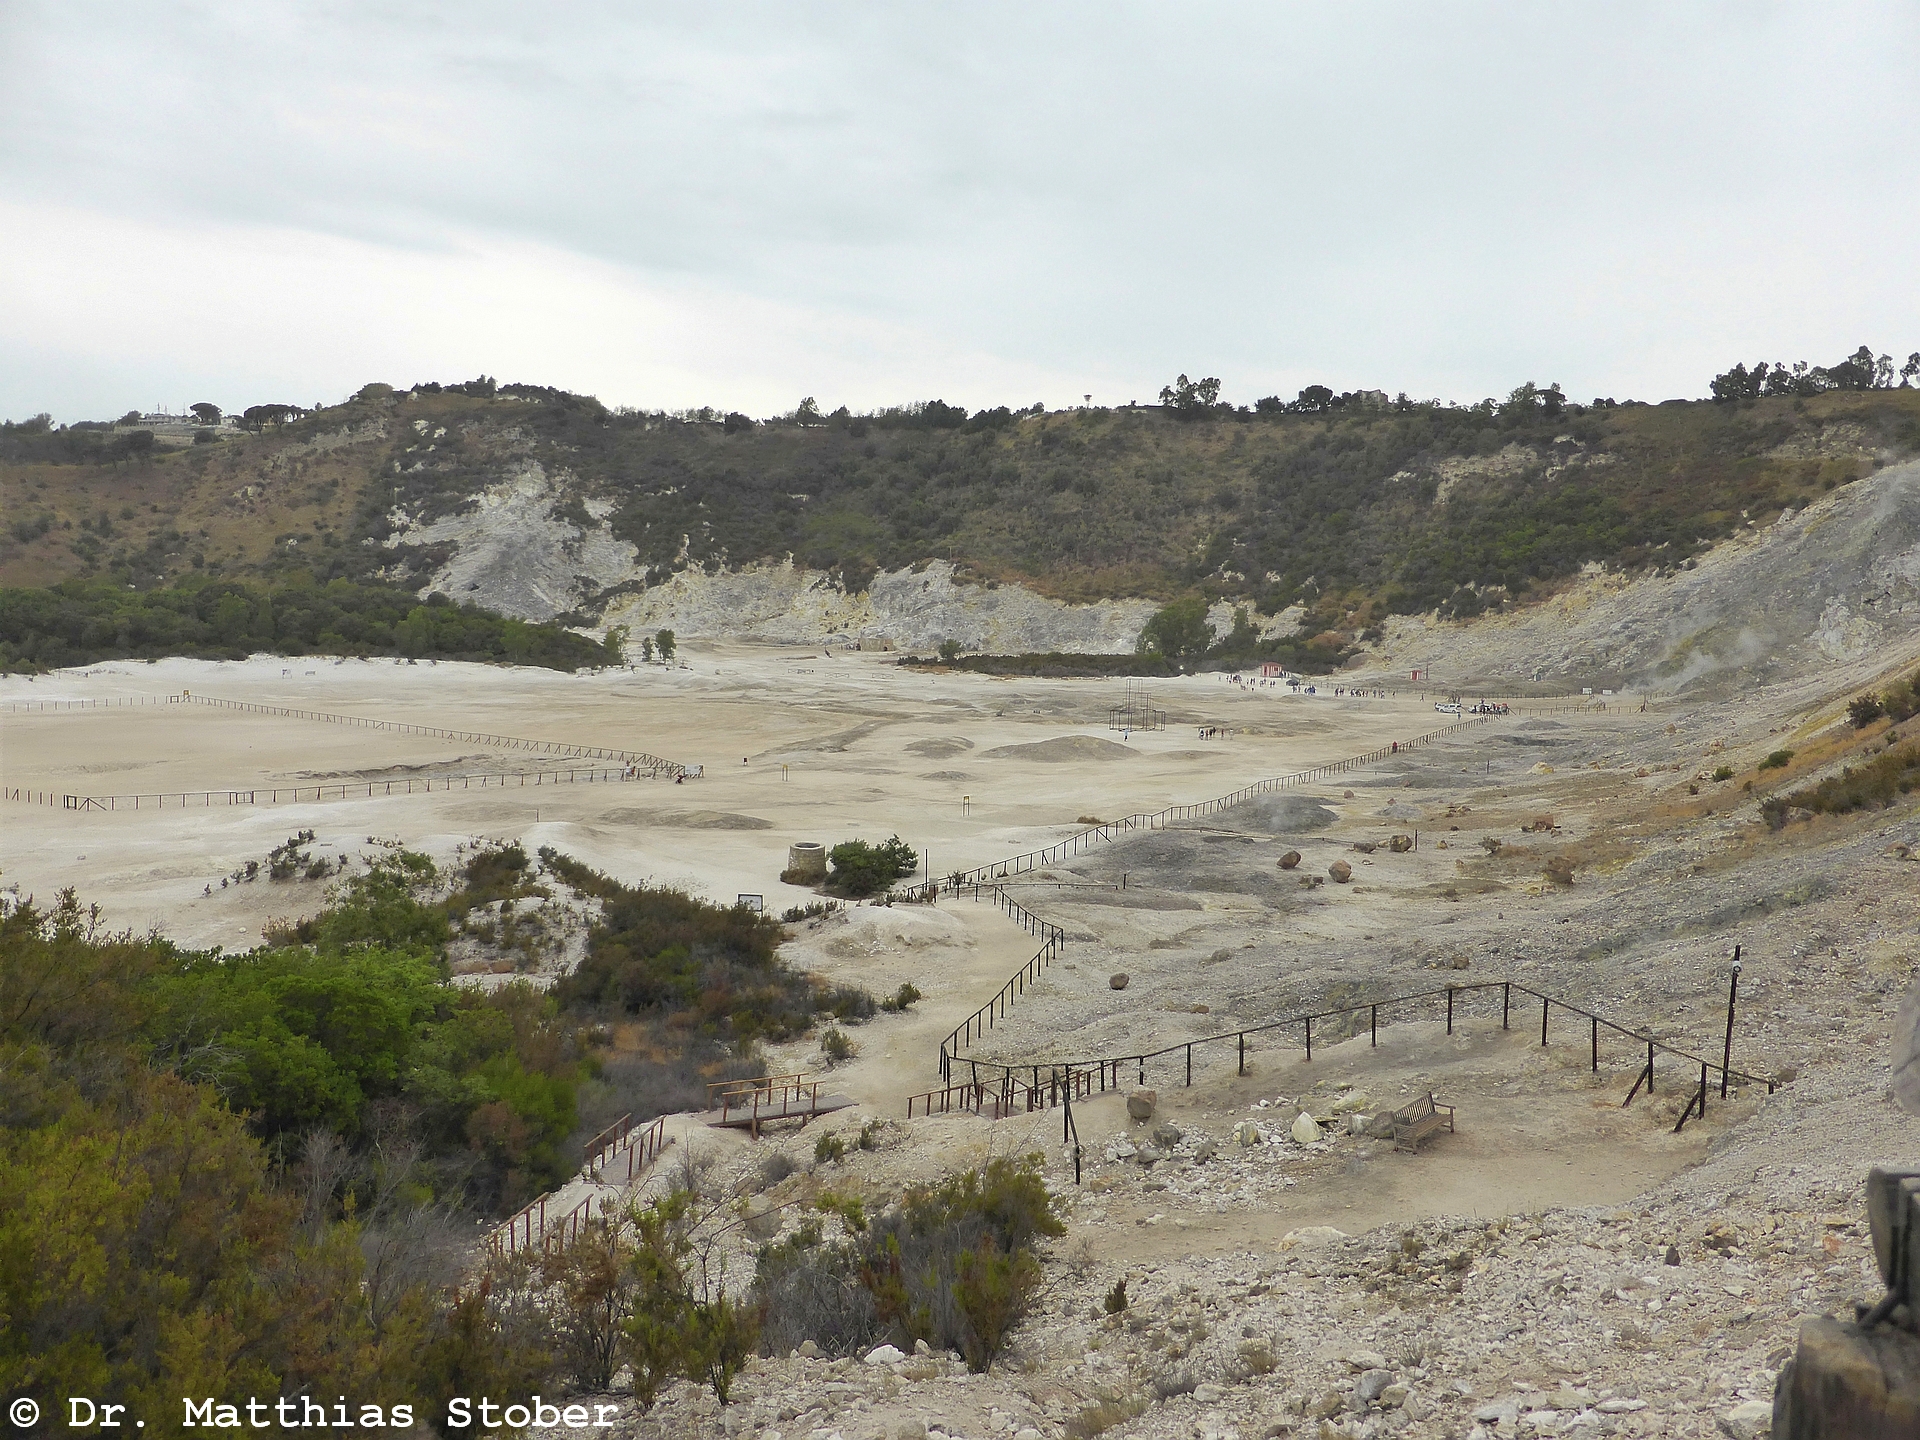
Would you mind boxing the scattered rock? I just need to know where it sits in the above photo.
[1193,1138,1218,1161]
[1192,1382,1227,1404]
[1328,860,1353,884]
[1283,1225,1349,1248]
[799,1339,820,1358]
[1716,1399,1772,1439]
[1352,841,1377,854]
[1343,789,1355,799]
[1666,1245,1681,1265]
[1388,833,1413,853]
[1300,874,1325,888]
[864,1343,906,1365]
[1291,1111,1323,1145]
[1128,1088,1157,1120]
[1151,1121,1184,1147]
[1355,1369,1395,1403]
[1110,972,1130,990]
[1346,1350,1388,1371]
[1278,850,1302,870]
[1235,1120,1265,1146]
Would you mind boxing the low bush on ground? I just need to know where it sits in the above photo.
[1759,748,1795,770]
[751,1155,1064,1371]
[547,849,868,1041]
[1849,667,1920,728]
[824,836,919,897]
[820,1027,856,1065]
[1763,743,1920,828]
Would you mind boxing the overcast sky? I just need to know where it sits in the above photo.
[4,2,1917,423]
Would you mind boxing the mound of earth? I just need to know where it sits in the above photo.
[920,770,972,781]
[905,737,973,758]
[1232,793,1340,832]
[599,808,773,830]
[980,735,1136,763]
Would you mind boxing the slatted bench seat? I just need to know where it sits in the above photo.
[1392,1092,1457,1153]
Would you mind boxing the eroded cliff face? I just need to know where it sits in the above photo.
[388,462,638,623]
[380,462,1164,651]
[380,448,1920,690]
[1360,457,1920,693]
[600,558,1162,652]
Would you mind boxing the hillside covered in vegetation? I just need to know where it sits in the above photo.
[4,356,1918,659]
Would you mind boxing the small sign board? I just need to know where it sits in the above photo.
[737,894,764,913]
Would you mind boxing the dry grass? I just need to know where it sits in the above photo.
[1064,1389,1149,1439]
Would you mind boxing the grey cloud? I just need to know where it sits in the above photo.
[3,1,1919,418]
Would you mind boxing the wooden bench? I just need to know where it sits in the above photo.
[1392,1092,1456,1153]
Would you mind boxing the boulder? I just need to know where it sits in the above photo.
[1356,1369,1396,1404]
[1388,833,1413,853]
[1328,860,1353,884]
[1283,1225,1349,1247]
[1278,850,1302,870]
[1127,1088,1157,1120]
[1109,972,1130,990]
[1772,1314,1920,1439]
[864,1343,907,1366]
[1192,1383,1227,1404]
[1151,1121,1184,1147]
[1352,840,1377,854]
[1291,1111,1323,1145]
[1234,1120,1264,1146]
[1365,1111,1397,1140]
[1718,1400,1771,1439]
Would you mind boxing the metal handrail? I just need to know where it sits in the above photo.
[949,978,1780,1098]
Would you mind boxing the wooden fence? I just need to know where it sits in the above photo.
[929,717,1481,1074]
[181,694,687,776]
[26,764,645,812]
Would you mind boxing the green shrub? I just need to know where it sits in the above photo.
[1850,694,1887,727]
[752,1155,1063,1369]
[880,982,923,1013]
[815,1132,847,1164]
[1104,1277,1129,1313]
[1711,765,1734,782]
[825,837,919,897]
[820,1027,855,1064]
[1759,749,1794,770]
[1763,743,1920,828]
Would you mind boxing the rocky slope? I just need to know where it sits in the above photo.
[1359,458,1920,696]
